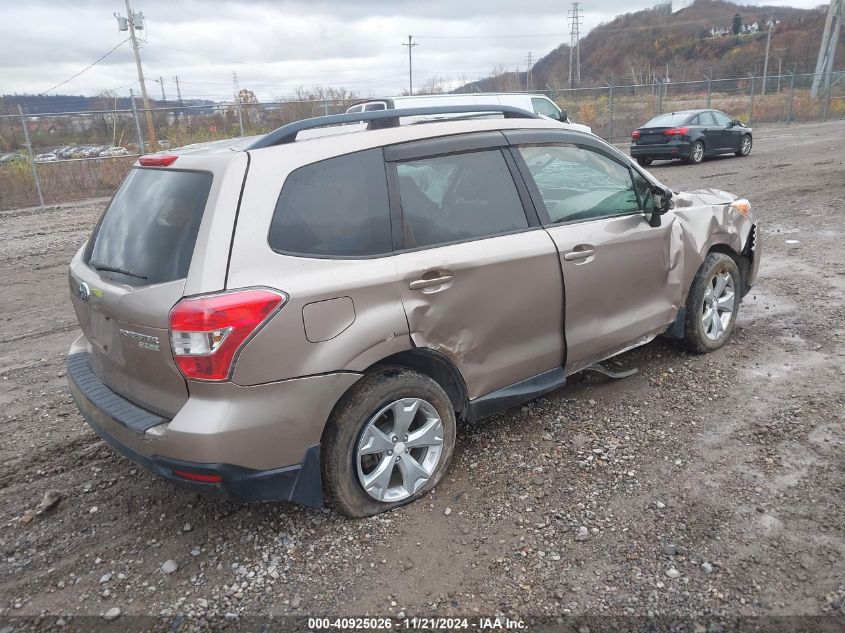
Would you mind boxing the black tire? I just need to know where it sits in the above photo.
[322,366,457,518]
[736,134,752,157]
[636,157,653,166]
[683,252,742,353]
[685,140,705,164]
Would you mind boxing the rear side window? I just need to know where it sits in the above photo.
[394,150,528,249]
[88,168,212,286]
[268,149,392,257]
[699,111,717,125]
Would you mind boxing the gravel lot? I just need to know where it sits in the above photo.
[0,121,843,630]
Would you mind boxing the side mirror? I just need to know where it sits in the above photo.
[559,108,568,122]
[730,118,740,127]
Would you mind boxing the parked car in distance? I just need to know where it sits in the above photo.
[0,152,25,163]
[630,109,752,165]
[66,104,760,517]
[347,93,592,134]
[84,145,108,158]
[35,153,58,163]
[99,146,130,157]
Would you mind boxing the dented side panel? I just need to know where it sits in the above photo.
[393,230,565,400]
[548,212,683,375]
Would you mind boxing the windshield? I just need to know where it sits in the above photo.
[643,112,691,128]
[87,168,212,286]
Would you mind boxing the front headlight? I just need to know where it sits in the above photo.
[730,199,752,218]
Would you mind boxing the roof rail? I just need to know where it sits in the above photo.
[246,105,539,150]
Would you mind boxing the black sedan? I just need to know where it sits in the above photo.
[630,109,752,166]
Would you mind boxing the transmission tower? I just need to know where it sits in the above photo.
[568,2,584,88]
[525,51,533,90]
[811,0,844,97]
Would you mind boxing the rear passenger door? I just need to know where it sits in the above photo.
[506,130,682,375]
[386,133,565,400]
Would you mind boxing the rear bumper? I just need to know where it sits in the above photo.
[66,347,360,505]
[630,141,690,159]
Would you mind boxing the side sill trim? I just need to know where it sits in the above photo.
[466,367,566,423]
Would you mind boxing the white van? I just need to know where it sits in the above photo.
[347,93,592,134]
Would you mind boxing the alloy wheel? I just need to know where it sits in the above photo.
[741,136,752,155]
[692,142,704,163]
[356,398,445,503]
[701,271,735,341]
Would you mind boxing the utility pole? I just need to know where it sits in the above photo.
[402,35,418,95]
[153,76,167,102]
[173,75,184,106]
[525,51,533,91]
[761,10,775,95]
[811,0,843,98]
[233,71,244,136]
[115,1,156,145]
[567,2,583,88]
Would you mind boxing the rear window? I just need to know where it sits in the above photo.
[268,149,392,257]
[643,112,691,128]
[88,168,212,286]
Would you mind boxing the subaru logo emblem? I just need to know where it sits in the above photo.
[78,281,90,302]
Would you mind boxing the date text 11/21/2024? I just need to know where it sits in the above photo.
[307,617,527,630]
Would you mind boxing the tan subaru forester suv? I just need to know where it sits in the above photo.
[67,105,760,517]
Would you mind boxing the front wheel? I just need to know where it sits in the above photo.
[683,252,741,353]
[736,134,752,157]
[322,366,457,517]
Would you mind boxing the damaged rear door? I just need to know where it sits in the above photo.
[386,134,565,400]
[509,135,683,375]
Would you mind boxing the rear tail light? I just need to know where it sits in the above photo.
[169,289,286,381]
[663,127,689,136]
[139,154,178,166]
[631,130,641,139]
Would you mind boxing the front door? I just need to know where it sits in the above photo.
[386,143,565,400]
[511,139,683,374]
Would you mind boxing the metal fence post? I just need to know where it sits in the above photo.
[786,71,795,125]
[705,76,712,108]
[748,73,756,126]
[607,82,615,145]
[129,88,146,154]
[656,80,663,116]
[17,105,44,208]
[236,101,245,136]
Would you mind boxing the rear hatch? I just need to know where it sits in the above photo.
[69,166,214,417]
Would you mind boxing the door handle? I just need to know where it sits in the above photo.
[409,275,453,290]
[563,248,595,261]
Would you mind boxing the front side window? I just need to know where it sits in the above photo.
[518,145,640,224]
[395,150,528,249]
[268,149,391,257]
[712,111,733,126]
[531,97,561,120]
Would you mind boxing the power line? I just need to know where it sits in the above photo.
[38,39,129,95]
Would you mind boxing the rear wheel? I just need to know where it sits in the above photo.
[736,134,752,157]
[683,253,741,353]
[322,366,456,517]
[636,157,653,166]
[686,140,705,164]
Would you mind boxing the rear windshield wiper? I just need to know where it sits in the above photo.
[89,261,148,280]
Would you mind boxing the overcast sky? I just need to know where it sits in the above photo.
[0,0,825,102]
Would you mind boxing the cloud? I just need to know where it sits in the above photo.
[0,0,823,101]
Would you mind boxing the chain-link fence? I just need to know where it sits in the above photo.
[1,72,843,210]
